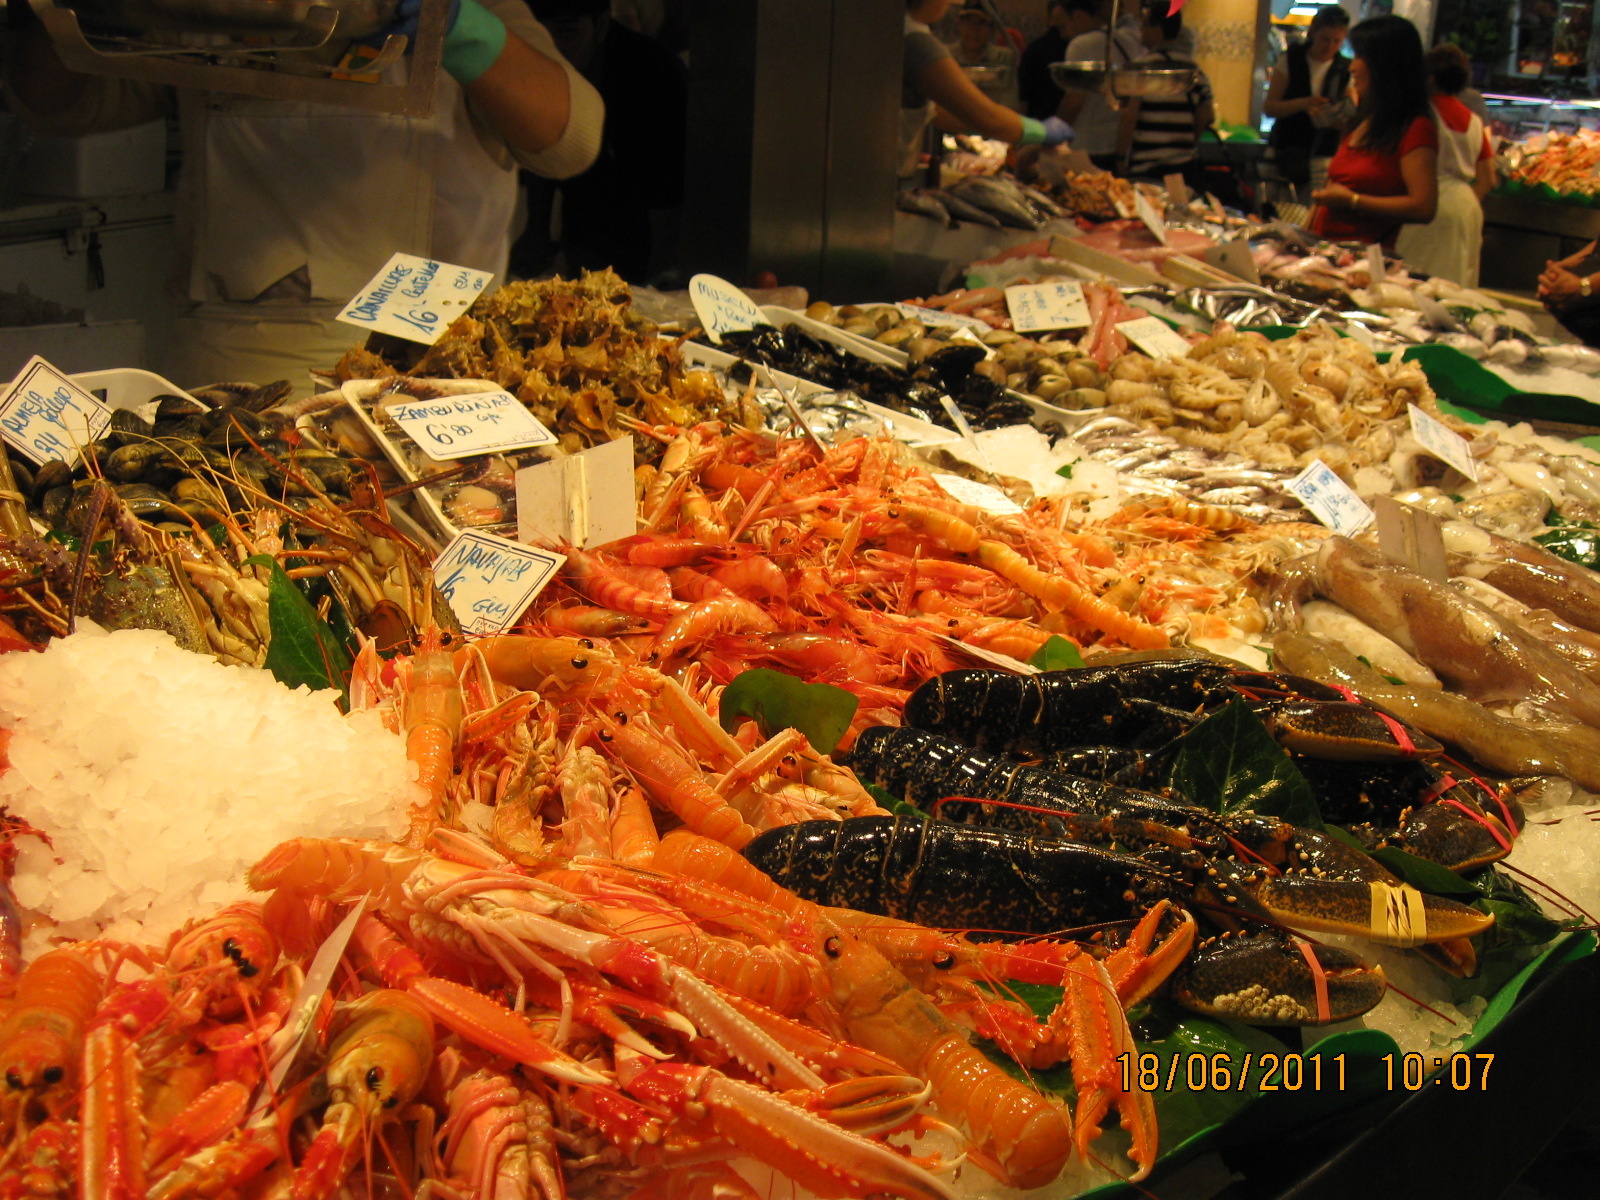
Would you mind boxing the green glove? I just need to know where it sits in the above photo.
[441,0,507,85]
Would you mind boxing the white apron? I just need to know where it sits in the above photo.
[1395,102,1485,288]
[162,69,517,391]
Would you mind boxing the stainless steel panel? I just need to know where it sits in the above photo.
[684,0,898,298]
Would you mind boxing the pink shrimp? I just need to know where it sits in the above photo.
[540,605,657,638]
[651,597,779,669]
[709,556,789,602]
[626,538,720,568]
[563,547,690,620]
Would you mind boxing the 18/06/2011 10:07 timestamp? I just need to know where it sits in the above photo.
[1116,1052,1494,1092]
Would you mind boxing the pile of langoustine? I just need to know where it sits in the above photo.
[0,425,1545,1200]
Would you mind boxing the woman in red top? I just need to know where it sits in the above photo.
[1310,16,1437,246]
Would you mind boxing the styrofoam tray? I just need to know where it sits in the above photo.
[334,377,552,546]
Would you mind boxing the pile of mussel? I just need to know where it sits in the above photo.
[10,382,364,539]
[715,323,1036,431]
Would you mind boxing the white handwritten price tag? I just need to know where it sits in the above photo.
[1408,403,1478,481]
[895,303,991,331]
[384,391,555,461]
[0,356,111,467]
[433,530,564,637]
[1288,459,1374,534]
[1135,189,1168,245]
[1004,281,1090,333]
[689,274,765,343]
[934,474,1023,515]
[337,253,493,345]
[1115,316,1191,359]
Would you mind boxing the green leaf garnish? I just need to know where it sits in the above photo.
[1028,635,1087,671]
[1369,847,1482,898]
[244,554,352,703]
[1055,459,1079,480]
[1165,698,1322,827]
[717,668,858,755]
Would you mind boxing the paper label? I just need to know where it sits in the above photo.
[0,356,112,466]
[1004,281,1090,332]
[934,473,1023,515]
[433,530,564,637]
[1408,404,1479,481]
[1135,190,1168,245]
[1115,316,1192,359]
[895,303,991,331]
[1373,495,1448,582]
[689,273,765,343]
[515,435,637,550]
[1164,173,1190,208]
[337,253,493,345]
[936,633,1041,674]
[1204,238,1261,285]
[1365,243,1386,288]
[1288,459,1374,534]
[384,391,556,461]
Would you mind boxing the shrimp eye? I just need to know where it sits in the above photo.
[598,729,613,742]
[571,657,589,670]
[614,712,628,723]
[822,937,842,958]
[931,953,956,970]
[5,1070,21,1089]
[366,1067,385,1093]
[42,1066,64,1085]
[238,961,259,978]
[384,1093,400,1109]
[579,638,595,649]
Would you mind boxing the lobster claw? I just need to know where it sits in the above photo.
[1169,929,1386,1025]
[1261,700,1443,761]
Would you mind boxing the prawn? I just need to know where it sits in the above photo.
[0,946,103,1141]
[563,547,690,620]
[650,596,778,669]
[400,621,464,847]
[462,634,620,696]
[974,541,1169,650]
[291,990,435,1200]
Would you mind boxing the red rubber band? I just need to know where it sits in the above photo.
[1296,938,1331,1024]
[1371,710,1415,755]
[1438,796,1512,852]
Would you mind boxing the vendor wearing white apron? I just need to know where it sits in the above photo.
[6,1,604,392]
[1394,94,1493,287]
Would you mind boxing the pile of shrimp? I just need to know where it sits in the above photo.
[514,426,1278,740]
[1097,321,1436,483]
[331,269,759,457]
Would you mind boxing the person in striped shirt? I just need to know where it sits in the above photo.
[1116,1,1214,187]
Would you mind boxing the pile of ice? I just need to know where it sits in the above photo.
[1506,800,1600,928]
[0,624,418,955]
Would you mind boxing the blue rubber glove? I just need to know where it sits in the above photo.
[363,0,506,86]
[1019,115,1074,147]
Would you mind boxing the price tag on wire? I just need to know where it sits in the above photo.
[0,355,111,467]
[1115,316,1191,359]
[384,391,555,461]
[337,252,493,345]
[1288,459,1374,534]
[894,303,990,331]
[689,273,765,343]
[1408,403,1478,481]
[1004,281,1090,332]
[433,529,564,637]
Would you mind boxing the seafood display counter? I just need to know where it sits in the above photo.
[7,254,1600,1200]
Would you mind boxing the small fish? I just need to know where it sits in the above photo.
[897,190,955,228]
[950,177,1042,230]
[927,189,1002,228]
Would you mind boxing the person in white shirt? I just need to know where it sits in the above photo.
[1055,0,1144,167]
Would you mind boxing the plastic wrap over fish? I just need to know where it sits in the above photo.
[1176,285,1340,329]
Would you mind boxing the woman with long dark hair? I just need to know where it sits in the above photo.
[1310,15,1437,246]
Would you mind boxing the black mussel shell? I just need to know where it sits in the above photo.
[154,393,210,420]
[107,407,155,445]
[925,343,988,384]
[106,441,175,483]
[6,454,33,497]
